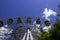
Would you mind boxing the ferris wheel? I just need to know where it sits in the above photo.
[0,16,42,40]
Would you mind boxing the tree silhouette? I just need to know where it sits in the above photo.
[38,20,60,40]
[58,4,60,10]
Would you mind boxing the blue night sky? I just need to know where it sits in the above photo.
[0,0,60,20]
[0,0,60,40]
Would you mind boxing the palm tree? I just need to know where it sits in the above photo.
[38,20,60,40]
[58,4,60,10]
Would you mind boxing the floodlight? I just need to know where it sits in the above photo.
[7,18,13,25]
[17,17,22,23]
[45,20,50,26]
[36,18,40,24]
[0,21,3,27]
[26,17,31,24]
